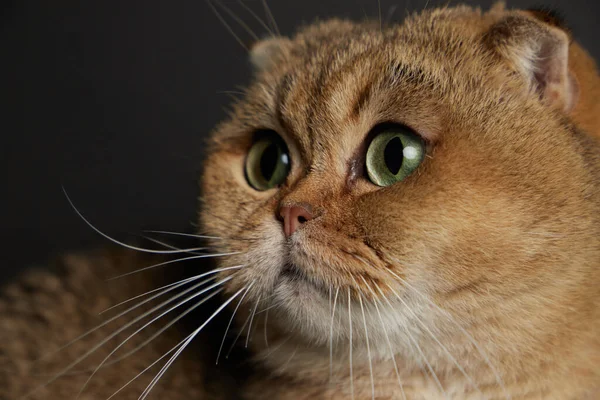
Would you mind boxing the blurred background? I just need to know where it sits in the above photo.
[2,0,599,283]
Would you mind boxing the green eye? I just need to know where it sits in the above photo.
[245,131,291,191]
[365,126,425,187]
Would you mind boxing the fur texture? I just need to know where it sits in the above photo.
[2,3,600,399]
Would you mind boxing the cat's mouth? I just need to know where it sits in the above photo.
[279,263,328,295]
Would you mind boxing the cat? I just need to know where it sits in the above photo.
[2,2,600,399]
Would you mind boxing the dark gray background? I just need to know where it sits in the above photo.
[2,0,599,282]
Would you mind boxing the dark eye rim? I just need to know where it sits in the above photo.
[244,129,291,191]
[363,122,427,184]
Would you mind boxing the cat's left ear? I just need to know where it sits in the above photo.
[250,37,292,72]
[482,10,579,112]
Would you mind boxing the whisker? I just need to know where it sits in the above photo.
[377,0,382,31]
[384,279,482,396]
[62,188,206,254]
[205,0,249,51]
[348,288,355,400]
[237,0,275,37]
[376,285,449,399]
[27,266,244,396]
[212,0,259,42]
[358,292,375,400]
[143,230,223,240]
[263,308,269,349]
[106,333,190,400]
[34,265,244,365]
[281,345,299,371]
[141,236,206,255]
[386,267,510,399]
[139,286,247,399]
[384,5,398,26]
[100,275,210,315]
[216,283,254,364]
[263,336,291,359]
[107,251,241,280]
[245,294,261,347]
[261,0,280,36]
[25,276,222,398]
[226,308,252,358]
[77,281,228,398]
[254,302,282,315]
[329,286,339,384]
[361,276,406,400]
[216,89,247,97]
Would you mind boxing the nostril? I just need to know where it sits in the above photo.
[279,204,315,237]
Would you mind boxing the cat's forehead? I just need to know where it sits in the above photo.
[214,5,504,165]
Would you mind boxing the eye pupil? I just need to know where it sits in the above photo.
[365,124,425,187]
[384,136,403,175]
[245,131,291,191]
[260,143,280,181]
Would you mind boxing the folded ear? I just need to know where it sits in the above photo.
[482,11,579,112]
[249,37,292,72]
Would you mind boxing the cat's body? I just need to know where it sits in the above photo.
[2,3,600,399]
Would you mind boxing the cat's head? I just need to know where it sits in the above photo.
[199,4,599,361]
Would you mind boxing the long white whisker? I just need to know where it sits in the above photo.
[255,300,283,314]
[106,333,191,400]
[361,277,406,400]
[245,294,261,347]
[377,285,448,399]
[142,236,206,255]
[226,308,252,358]
[329,286,339,384]
[62,188,206,254]
[348,288,354,400]
[386,267,510,399]
[143,230,222,240]
[27,268,242,395]
[139,287,247,399]
[216,283,254,364]
[358,292,375,400]
[100,275,208,315]
[34,265,243,365]
[383,280,481,396]
[77,281,228,398]
[107,252,241,280]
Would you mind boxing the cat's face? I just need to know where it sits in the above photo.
[200,7,596,356]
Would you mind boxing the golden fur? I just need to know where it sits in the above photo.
[2,3,600,399]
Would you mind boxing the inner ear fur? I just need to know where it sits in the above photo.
[482,11,579,112]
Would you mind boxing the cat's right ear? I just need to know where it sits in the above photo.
[250,37,292,72]
[482,10,579,112]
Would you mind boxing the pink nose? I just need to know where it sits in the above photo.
[279,205,314,237]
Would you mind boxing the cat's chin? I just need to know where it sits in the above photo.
[268,264,335,341]
[279,263,329,296]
